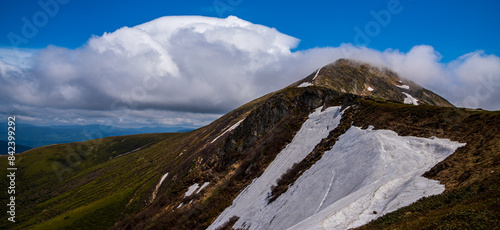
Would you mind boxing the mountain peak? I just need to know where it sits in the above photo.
[292,58,453,107]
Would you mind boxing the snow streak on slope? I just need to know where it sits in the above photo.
[211,119,245,143]
[298,82,314,88]
[312,67,322,81]
[395,84,410,90]
[287,126,465,230]
[184,183,200,197]
[151,172,168,201]
[298,67,322,88]
[208,106,344,230]
[402,92,419,105]
[184,182,210,198]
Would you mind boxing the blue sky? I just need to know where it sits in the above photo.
[0,0,499,128]
[1,0,499,61]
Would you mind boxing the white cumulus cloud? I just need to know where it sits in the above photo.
[0,15,499,127]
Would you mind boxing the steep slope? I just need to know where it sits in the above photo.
[1,58,498,230]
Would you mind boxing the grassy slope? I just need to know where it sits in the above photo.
[0,132,182,229]
[357,172,500,229]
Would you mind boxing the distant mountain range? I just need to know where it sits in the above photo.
[0,140,32,155]
[0,123,195,149]
[1,59,498,229]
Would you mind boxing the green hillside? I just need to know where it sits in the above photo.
[0,132,180,229]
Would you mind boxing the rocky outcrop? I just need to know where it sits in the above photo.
[215,87,342,171]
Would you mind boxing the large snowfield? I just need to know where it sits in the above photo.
[208,106,465,230]
[208,106,344,229]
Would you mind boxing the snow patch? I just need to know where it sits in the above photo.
[208,106,345,230]
[184,182,210,198]
[402,92,419,105]
[312,67,322,81]
[114,147,142,158]
[395,84,410,90]
[367,87,374,92]
[151,172,169,201]
[298,82,313,88]
[199,182,210,191]
[184,183,200,198]
[211,119,245,143]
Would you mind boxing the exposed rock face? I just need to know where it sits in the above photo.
[215,87,342,172]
